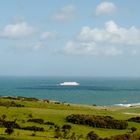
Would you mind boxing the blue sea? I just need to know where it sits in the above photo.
[0,76,140,106]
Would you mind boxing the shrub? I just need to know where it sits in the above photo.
[128,116,140,123]
[1,120,20,129]
[54,127,62,138]
[87,131,99,140]
[110,134,131,140]
[62,124,71,130]
[54,101,61,104]
[5,128,14,135]
[1,114,7,120]
[44,121,55,125]
[0,101,24,107]
[131,127,137,133]
[62,129,70,139]
[27,118,44,124]
[70,132,76,140]
[22,126,44,131]
[28,113,33,118]
[31,133,36,136]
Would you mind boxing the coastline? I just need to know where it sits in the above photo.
[1,95,140,111]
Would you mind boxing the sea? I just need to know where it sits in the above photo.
[0,76,140,106]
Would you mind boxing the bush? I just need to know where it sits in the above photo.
[131,127,137,133]
[70,132,76,140]
[44,121,55,125]
[62,129,70,139]
[22,126,44,131]
[31,133,36,136]
[28,113,33,118]
[54,127,62,138]
[1,114,7,120]
[62,124,71,130]
[27,118,44,124]
[128,116,140,123]
[0,101,24,107]
[87,131,99,140]
[0,137,11,140]
[5,128,14,135]
[0,120,20,129]
[110,134,131,140]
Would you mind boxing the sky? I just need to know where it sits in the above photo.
[0,0,140,77]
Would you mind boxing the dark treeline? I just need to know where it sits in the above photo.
[0,119,20,129]
[89,133,140,140]
[66,114,128,129]
[22,126,44,132]
[0,96,39,102]
[0,101,24,107]
[27,118,44,124]
[0,118,44,132]
[128,116,140,123]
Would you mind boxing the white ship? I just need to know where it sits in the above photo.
[59,82,80,86]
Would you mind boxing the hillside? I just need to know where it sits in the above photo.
[0,96,140,140]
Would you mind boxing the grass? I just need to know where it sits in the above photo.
[0,97,140,139]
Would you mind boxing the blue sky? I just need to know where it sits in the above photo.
[0,0,140,76]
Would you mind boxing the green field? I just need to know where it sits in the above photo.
[0,96,140,140]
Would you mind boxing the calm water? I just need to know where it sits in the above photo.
[0,76,140,106]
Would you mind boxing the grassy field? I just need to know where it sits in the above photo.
[0,96,140,140]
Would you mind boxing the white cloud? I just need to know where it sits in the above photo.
[95,2,116,16]
[51,5,76,22]
[63,20,140,56]
[41,31,58,40]
[78,20,140,45]
[64,40,123,56]
[14,42,44,51]
[61,5,75,13]
[64,41,98,55]
[0,22,34,39]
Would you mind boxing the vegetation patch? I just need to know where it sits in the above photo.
[66,114,128,129]
[27,118,44,124]
[0,101,24,107]
[44,121,55,125]
[22,126,44,132]
[128,116,140,123]
[0,119,20,129]
[0,96,140,140]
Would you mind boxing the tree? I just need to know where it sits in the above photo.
[54,127,62,138]
[87,131,99,140]
[1,114,7,121]
[131,127,137,133]
[62,124,71,130]
[62,129,70,139]
[5,128,14,135]
[70,132,76,140]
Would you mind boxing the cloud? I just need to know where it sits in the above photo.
[41,31,58,40]
[51,5,76,22]
[0,22,34,39]
[13,42,44,51]
[78,20,140,45]
[64,40,123,56]
[32,42,44,50]
[63,20,140,56]
[95,2,116,16]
